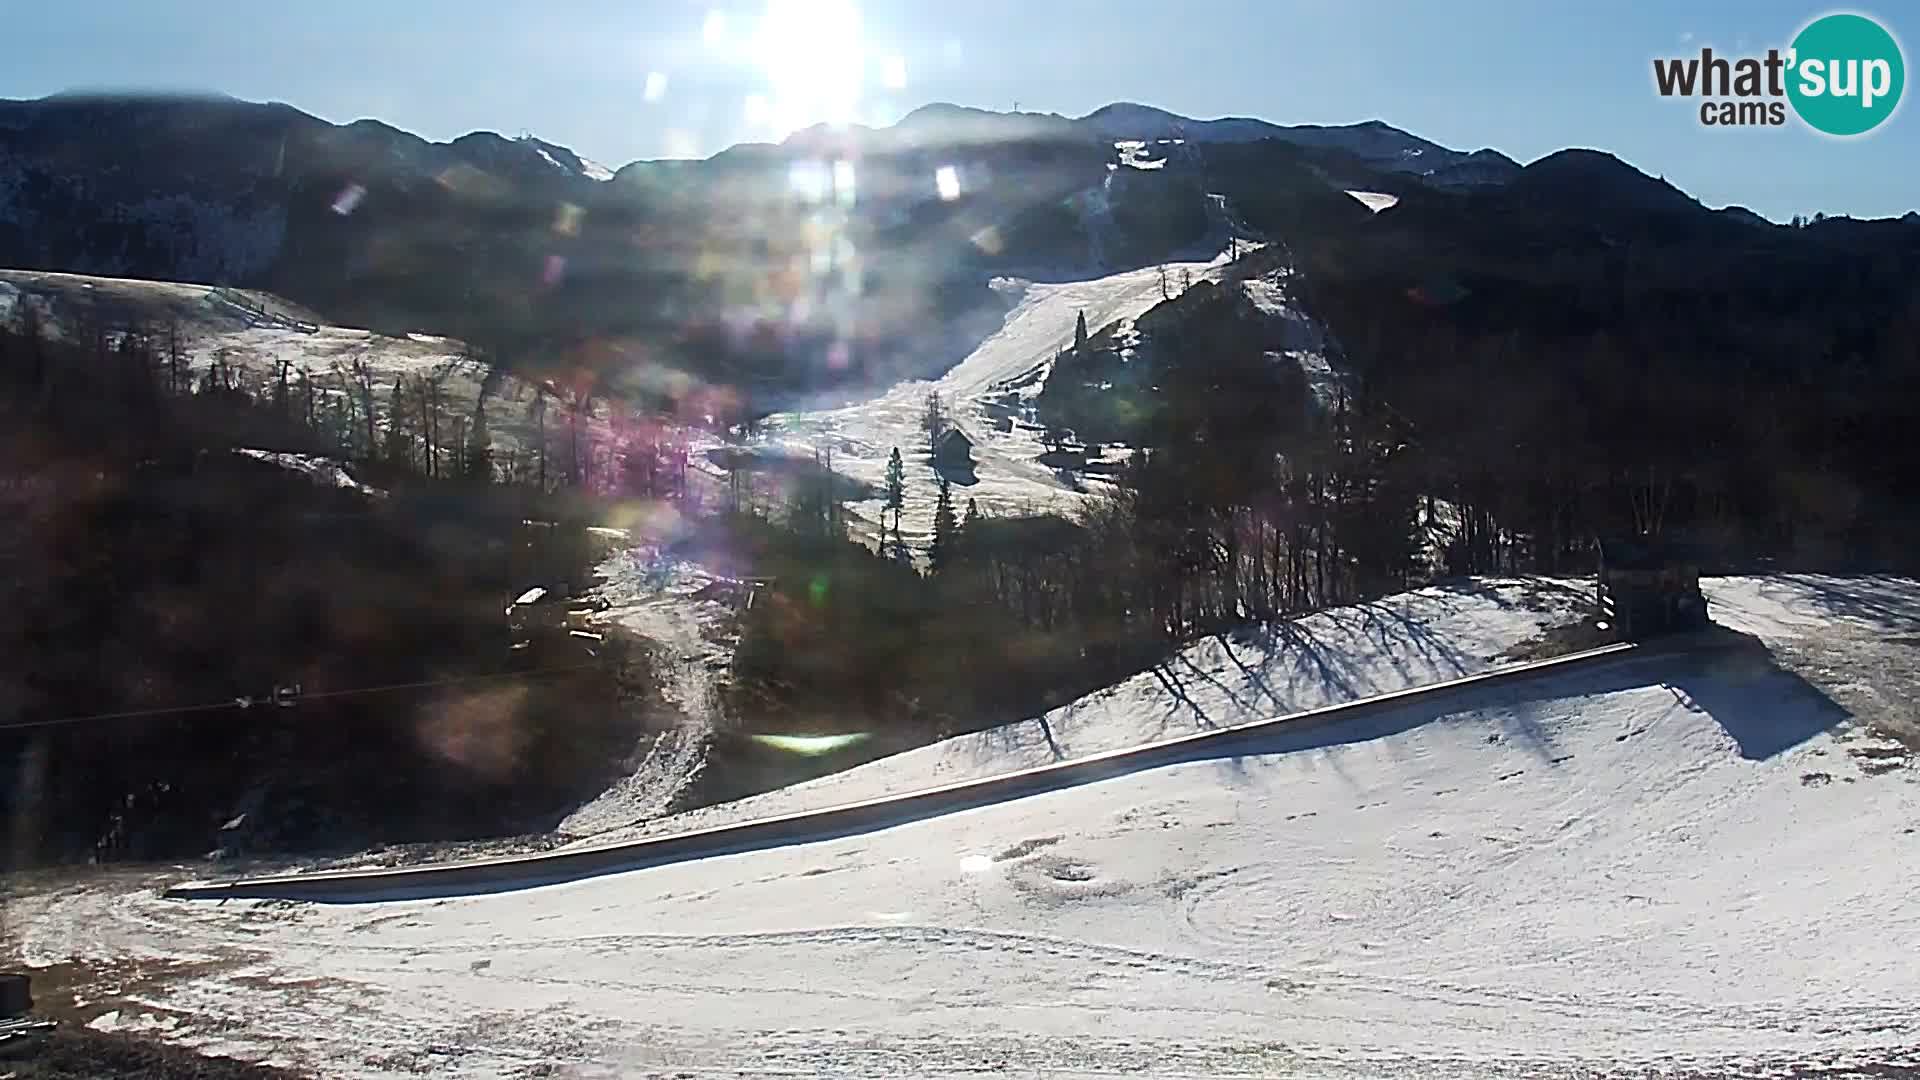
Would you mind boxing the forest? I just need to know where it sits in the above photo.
[0,305,671,864]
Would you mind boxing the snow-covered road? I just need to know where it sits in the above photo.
[10,576,1919,1078]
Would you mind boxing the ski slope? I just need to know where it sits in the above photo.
[764,244,1245,547]
[10,575,1919,1077]
[576,576,1592,846]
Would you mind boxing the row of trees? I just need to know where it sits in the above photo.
[18,295,705,505]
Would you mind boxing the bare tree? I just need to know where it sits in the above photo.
[528,387,549,491]
[298,367,316,430]
[271,351,295,419]
[164,320,187,396]
[345,352,377,459]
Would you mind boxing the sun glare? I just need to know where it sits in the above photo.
[749,0,869,135]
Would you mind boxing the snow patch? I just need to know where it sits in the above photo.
[1345,190,1400,212]
[233,449,382,496]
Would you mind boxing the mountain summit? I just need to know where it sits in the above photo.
[1077,102,1518,184]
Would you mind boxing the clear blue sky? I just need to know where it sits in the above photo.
[3,0,1913,222]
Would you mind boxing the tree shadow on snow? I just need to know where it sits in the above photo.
[222,639,1846,903]
[1766,575,1920,636]
[1184,636,1844,768]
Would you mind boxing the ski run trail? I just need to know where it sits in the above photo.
[551,550,735,838]
[762,239,1275,550]
[9,575,1920,1078]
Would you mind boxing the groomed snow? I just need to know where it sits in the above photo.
[11,575,1916,1077]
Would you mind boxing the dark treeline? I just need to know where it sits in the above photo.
[1010,144,1920,689]
[1033,274,1423,638]
[0,307,667,866]
[1288,155,1920,575]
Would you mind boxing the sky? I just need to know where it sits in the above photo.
[1,0,1914,222]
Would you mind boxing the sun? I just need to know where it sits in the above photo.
[748,0,869,136]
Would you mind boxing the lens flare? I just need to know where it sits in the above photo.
[831,159,856,206]
[331,183,367,216]
[788,159,830,203]
[748,732,870,755]
[935,165,961,201]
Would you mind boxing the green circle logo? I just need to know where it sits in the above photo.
[1787,13,1905,136]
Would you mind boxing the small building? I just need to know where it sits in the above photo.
[935,427,975,470]
[1597,534,1709,640]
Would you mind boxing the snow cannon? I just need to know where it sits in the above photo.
[0,972,56,1052]
[0,973,28,1019]
[1596,534,1710,641]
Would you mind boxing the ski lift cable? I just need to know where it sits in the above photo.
[0,659,611,734]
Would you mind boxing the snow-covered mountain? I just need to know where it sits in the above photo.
[0,92,1521,349]
[0,94,615,296]
[1077,101,1520,185]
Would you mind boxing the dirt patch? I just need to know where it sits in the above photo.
[304,831,571,873]
[1494,617,1616,663]
[0,1026,308,1078]
[8,955,245,1032]
[994,835,1063,861]
[1764,632,1920,774]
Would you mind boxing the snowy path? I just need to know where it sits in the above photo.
[766,245,1245,547]
[10,576,1919,1077]
[551,550,738,838]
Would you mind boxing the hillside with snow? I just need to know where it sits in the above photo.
[8,574,1918,1077]
[578,576,1592,845]
[1077,103,1521,186]
[760,233,1342,550]
[761,244,1240,545]
[0,268,622,468]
